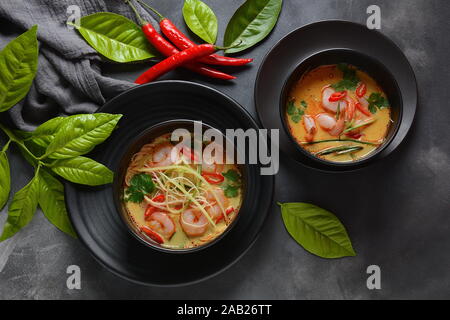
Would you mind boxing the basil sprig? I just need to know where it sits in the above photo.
[278,202,356,258]
[0,26,122,241]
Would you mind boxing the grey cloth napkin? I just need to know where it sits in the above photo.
[0,0,156,130]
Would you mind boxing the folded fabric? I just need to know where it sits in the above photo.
[0,0,156,130]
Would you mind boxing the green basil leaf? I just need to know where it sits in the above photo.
[38,169,76,238]
[31,116,67,148]
[45,113,122,159]
[279,202,356,258]
[0,176,39,241]
[224,0,282,54]
[51,156,113,186]
[0,150,10,210]
[0,25,38,112]
[70,12,157,63]
[183,0,218,44]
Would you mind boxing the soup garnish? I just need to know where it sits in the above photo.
[286,63,391,162]
[123,133,243,249]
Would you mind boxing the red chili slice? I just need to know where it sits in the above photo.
[140,226,164,244]
[355,102,372,116]
[201,172,225,184]
[152,194,165,202]
[215,207,235,223]
[329,91,347,102]
[356,83,367,98]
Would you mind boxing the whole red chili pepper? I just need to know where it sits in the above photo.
[135,44,219,84]
[135,0,252,67]
[127,0,235,81]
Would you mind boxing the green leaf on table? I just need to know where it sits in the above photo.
[44,113,122,159]
[125,173,155,203]
[224,0,282,54]
[0,176,39,241]
[279,202,356,258]
[0,25,38,112]
[50,156,113,186]
[38,169,76,238]
[0,150,10,210]
[183,0,218,44]
[69,12,157,63]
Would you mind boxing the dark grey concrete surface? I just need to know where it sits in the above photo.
[0,0,449,299]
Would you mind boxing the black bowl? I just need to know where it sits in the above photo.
[65,80,274,286]
[255,20,418,172]
[279,49,403,171]
[113,119,247,254]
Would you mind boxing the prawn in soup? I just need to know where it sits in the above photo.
[286,63,392,162]
[122,133,243,249]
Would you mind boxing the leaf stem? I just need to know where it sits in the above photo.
[0,123,38,161]
[135,0,165,20]
[124,0,147,26]
[1,139,11,153]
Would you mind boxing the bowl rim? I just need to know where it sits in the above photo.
[278,47,404,168]
[112,118,247,254]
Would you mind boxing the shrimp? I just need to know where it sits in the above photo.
[356,96,372,118]
[202,142,225,173]
[147,211,176,239]
[303,115,317,142]
[322,86,348,113]
[149,143,177,168]
[204,187,229,221]
[345,97,356,122]
[316,113,345,136]
[180,208,208,237]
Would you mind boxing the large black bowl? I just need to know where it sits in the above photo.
[279,49,403,170]
[65,81,274,286]
[255,20,418,171]
[113,119,247,254]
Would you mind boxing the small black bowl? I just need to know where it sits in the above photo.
[280,49,403,171]
[113,119,247,254]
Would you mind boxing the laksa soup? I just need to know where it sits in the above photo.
[285,63,392,162]
[122,133,243,250]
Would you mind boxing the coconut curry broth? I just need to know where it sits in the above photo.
[286,64,391,162]
[123,134,243,249]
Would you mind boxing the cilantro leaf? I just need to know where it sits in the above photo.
[223,185,239,198]
[222,169,240,182]
[331,63,360,91]
[367,92,390,114]
[300,100,308,108]
[291,114,301,123]
[287,100,296,115]
[125,173,155,203]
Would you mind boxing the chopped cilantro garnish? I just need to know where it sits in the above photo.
[287,99,307,123]
[331,63,360,91]
[222,169,240,182]
[223,185,239,198]
[367,92,390,114]
[125,173,155,203]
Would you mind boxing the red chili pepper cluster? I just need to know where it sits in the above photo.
[126,0,252,84]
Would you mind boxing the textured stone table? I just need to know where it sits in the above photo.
[1,0,449,299]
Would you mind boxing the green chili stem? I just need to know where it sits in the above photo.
[135,0,165,20]
[301,138,379,146]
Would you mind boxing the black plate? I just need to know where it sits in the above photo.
[65,81,274,286]
[255,20,417,170]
